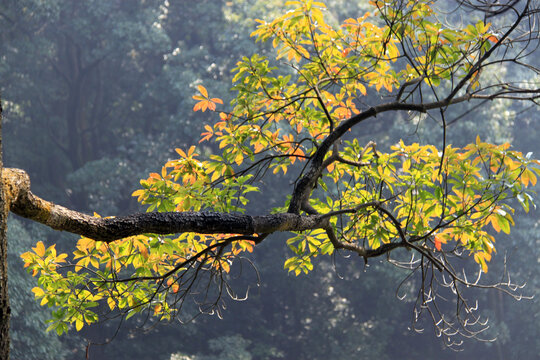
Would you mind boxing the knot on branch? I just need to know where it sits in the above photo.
[2,168,31,210]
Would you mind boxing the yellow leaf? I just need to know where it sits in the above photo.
[20,252,34,266]
[221,261,230,273]
[75,319,84,331]
[32,287,45,297]
[211,170,221,182]
[489,214,501,233]
[521,170,530,187]
[33,241,46,257]
[77,237,96,252]
[402,159,410,173]
[132,189,145,197]
[75,263,83,272]
[522,169,537,186]
[234,152,244,166]
[474,252,489,273]
[530,170,537,186]
[197,85,208,98]
[107,297,116,310]
[48,244,57,258]
[357,83,367,96]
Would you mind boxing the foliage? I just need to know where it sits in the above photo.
[0,0,237,213]
[284,138,538,274]
[14,0,540,351]
[7,218,69,359]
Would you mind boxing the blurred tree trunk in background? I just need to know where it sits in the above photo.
[1,94,11,360]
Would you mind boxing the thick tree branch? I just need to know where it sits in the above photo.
[2,168,327,243]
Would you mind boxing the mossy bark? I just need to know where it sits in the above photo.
[2,166,327,243]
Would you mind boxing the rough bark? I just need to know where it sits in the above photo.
[0,93,10,360]
[2,168,328,243]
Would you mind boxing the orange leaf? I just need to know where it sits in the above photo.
[487,35,498,43]
[175,148,187,157]
[434,237,442,251]
[200,100,209,112]
[140,246,149,259]
[200,132,212,143]
[326,163,335,173]
[197,85,208,98]
[253,142,265,153]
[292,147,305,158]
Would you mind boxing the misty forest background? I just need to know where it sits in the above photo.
[1,0,539,359]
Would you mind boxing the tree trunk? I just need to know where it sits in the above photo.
[0,93,11,359]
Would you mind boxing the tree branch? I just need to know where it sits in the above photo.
[287,94,475,214]
[3,168,328,243]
